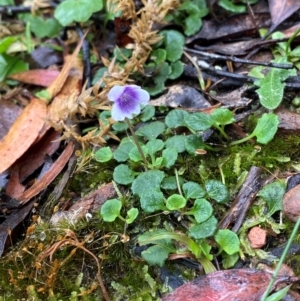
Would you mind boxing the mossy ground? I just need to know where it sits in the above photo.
[0,131,300,300]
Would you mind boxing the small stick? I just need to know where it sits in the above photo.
[218,166,262,232]
[185,47,294,69]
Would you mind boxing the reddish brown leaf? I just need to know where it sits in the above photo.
[0,98,47,174]
[268,0,300,34]
[6,129,60,199]
[161,269,296,301]
[18,141,75,205]
[9,69,60,87]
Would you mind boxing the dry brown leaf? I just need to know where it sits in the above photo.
[161,269,299,301]
[268,0,300,34]
[46,33,86,100]
[6,129,60,199]
[0,97,47,174]
[9,69,59,87]
[18,141,75,205]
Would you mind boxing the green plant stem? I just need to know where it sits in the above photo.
[230,134,253,146]
[125,117,148,169]
[175,168,183,196]
[139,231,216,273]
[215,124,229,140]
[260,217,300,301]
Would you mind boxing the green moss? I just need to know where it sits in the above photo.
[1,132,300,299]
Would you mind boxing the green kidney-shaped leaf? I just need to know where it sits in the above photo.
[252,113,279,144]
[140,189,166,213]
[94,146,113,163]
[0,36,17,54]
[189,216,218,239]
[257,181,285,215]
[165,135,186,153]
[29,16,63,38]
[161,30,185,62]
[205,179,229,203]
[145,81,165,96]
[55,0,103,26]
[150,48,167,65]
[146,139,165,157]
[185,134,206,154]
[140,105,155,122]
[215,229,240,255]
[154,62,171,84]
[141,244,172,267]
[100,199,122,222]
[132,170,165,197]
[113,164,136,185]
[126,208,139,224]
[114,139,135,162]
[129,145,148,162]
[166,194,187,211]
[218,0,246,13]
[161,176,184,190]
[0,54,28,82]
[182,182,205,199]
[136,121,166,140]
[169,60,184,80]
[162,148,178,168]
[113,47,132,62]
[165,109,189,128]
[187,198,213,223]
[210,108,235,126]
[185,112,213,132]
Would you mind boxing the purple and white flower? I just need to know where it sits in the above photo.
[108,85,150,121]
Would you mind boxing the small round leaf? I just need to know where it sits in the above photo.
[126,208,139,224]
[100,199,122,222]
[182,182,205,199]
[205,179,229,203]
[165,109,189,128]
[214,229,240,255]
[94,146,113,163]
[113,164,136,185]
[189,216,218,239]
[140,190,166,213]
[166,194,187,211]
[187,198,213,223]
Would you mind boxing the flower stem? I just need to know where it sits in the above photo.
[125,118,148,169]
[260,217,300,301]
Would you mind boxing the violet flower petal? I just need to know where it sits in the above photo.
[111,100,141,121]
[107,85,126,102]
[109,85,150,121]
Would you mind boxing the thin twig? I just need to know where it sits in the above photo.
[185,47,294,69]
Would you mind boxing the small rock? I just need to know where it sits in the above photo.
[150,85,211,109]
[283,184,300,222]
[247,227,267,249]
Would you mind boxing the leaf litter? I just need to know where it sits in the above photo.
[1,0,300,300]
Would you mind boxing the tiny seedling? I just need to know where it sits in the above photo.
[100,198,139,224]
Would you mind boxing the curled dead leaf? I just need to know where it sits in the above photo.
[0,98,47,174]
